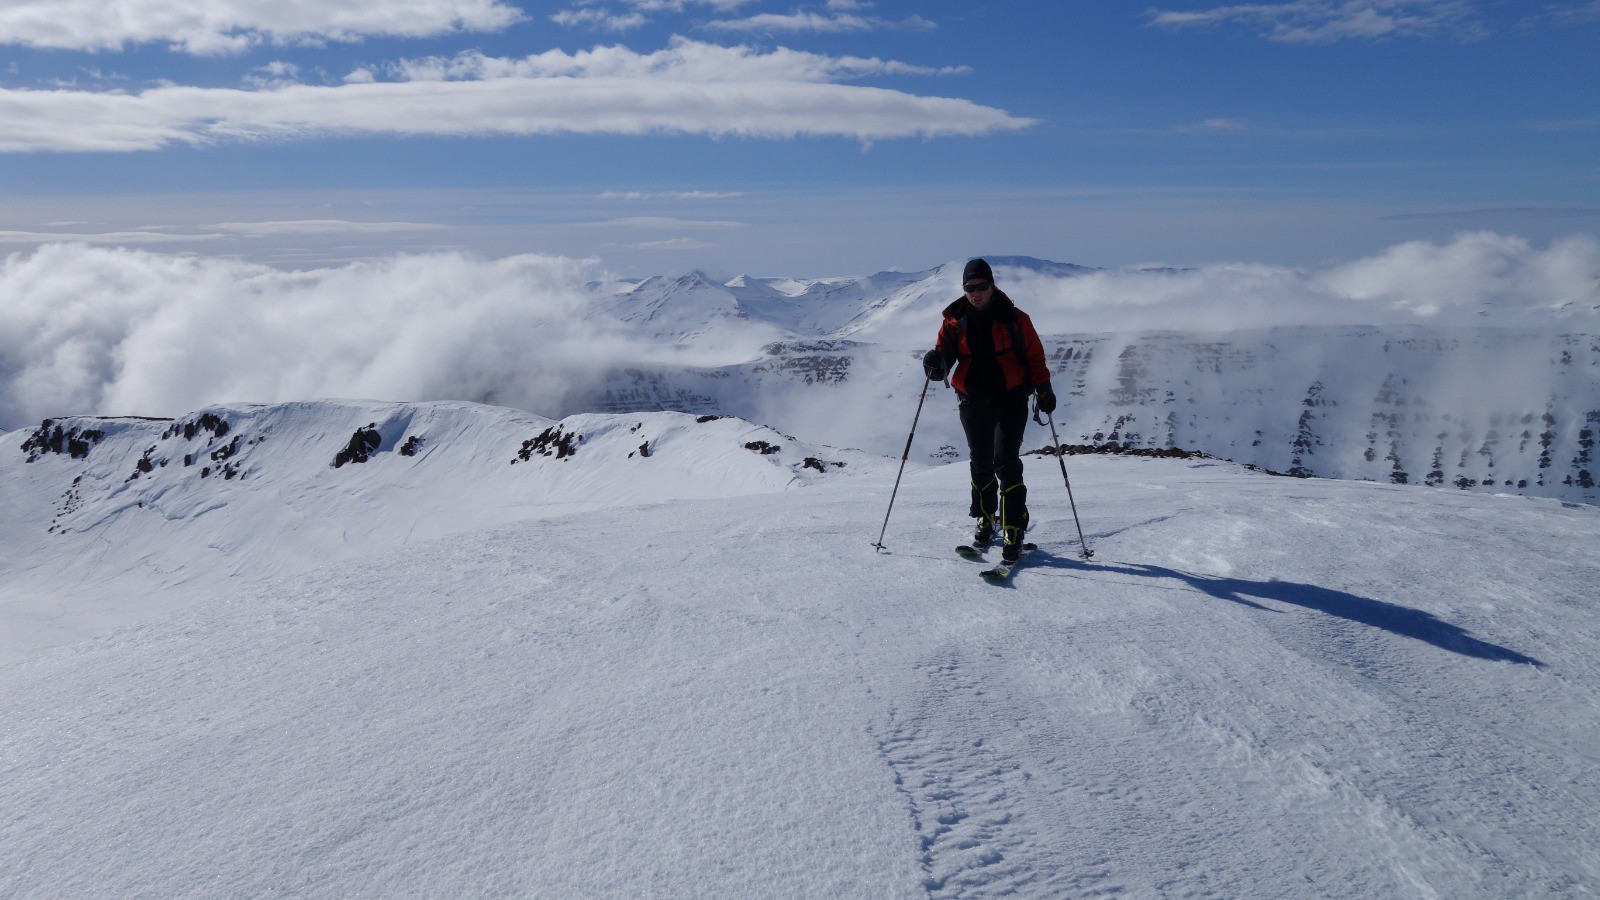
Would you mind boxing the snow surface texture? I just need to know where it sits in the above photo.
[3,399,1599,897]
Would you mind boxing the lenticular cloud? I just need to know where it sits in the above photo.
[0,39,1033,153]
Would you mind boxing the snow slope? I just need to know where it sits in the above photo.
[3,404,1598,898]
[0,400,880,663]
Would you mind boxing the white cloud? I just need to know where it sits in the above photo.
[1380,207,1600,222]
[384,40,970,82]
[0,246,624,427]
[1521,0,1600,27]
[0,230,228,245]
[616,0,757,11]
[598,190,746,200]
[0,0,523,55]
[1005,232,1600,335]
[633,237,716,250]
[1562,0,1600,20]
[704,12,937,34]
[0,39,1031,152]
[581,217,745,229]
[550,0,758,28]
[551,9,649,31]
[1316,231,1598,318]
[1147,0,1489,43]
[202,220,448,236]
[242,61,301,90]
[1179,117,1249,132]
[3,233,1593,430]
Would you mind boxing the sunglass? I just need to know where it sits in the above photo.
[963,280,992,293]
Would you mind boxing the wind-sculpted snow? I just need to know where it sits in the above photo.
[3,455,1597,897]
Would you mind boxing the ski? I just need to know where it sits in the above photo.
[979,543,1036,582]
[959,540,1035,561]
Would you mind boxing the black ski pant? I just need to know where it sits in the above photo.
[959,390,1030,537]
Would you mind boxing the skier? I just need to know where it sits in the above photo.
[922,258,1055,564]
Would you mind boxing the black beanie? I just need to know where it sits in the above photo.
[962,258,993,284]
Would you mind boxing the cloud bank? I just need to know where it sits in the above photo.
[0,0,522,54]
[2,233,1594,430]
[0,247,627,429]
[1002,232,1600,335]
[0,40,1031,152]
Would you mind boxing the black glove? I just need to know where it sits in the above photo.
[1035,384,1057,414]
[922,349,948,381]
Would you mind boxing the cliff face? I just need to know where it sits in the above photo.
[1040,327,1597,502]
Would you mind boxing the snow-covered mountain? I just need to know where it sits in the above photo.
[574,258,1599,506]
[597,257,1092,344]
[1,400,882,662]
[597,270,796,347]
[599,264,944,343]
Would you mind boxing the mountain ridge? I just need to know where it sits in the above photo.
[561,322,1599,506]
[1,399,886,662]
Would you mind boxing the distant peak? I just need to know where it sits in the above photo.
[952,256,1097,277]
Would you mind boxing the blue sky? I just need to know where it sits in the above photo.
[1,0,1597,275]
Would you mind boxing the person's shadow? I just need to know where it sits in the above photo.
[1024,552,1541,667]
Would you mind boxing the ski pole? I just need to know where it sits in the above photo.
[873,375,933,552]
[1043,411,1095,559]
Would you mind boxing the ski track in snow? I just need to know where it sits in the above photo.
[3,457,1599,897]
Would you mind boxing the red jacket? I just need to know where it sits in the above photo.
[934,288,1051,397]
